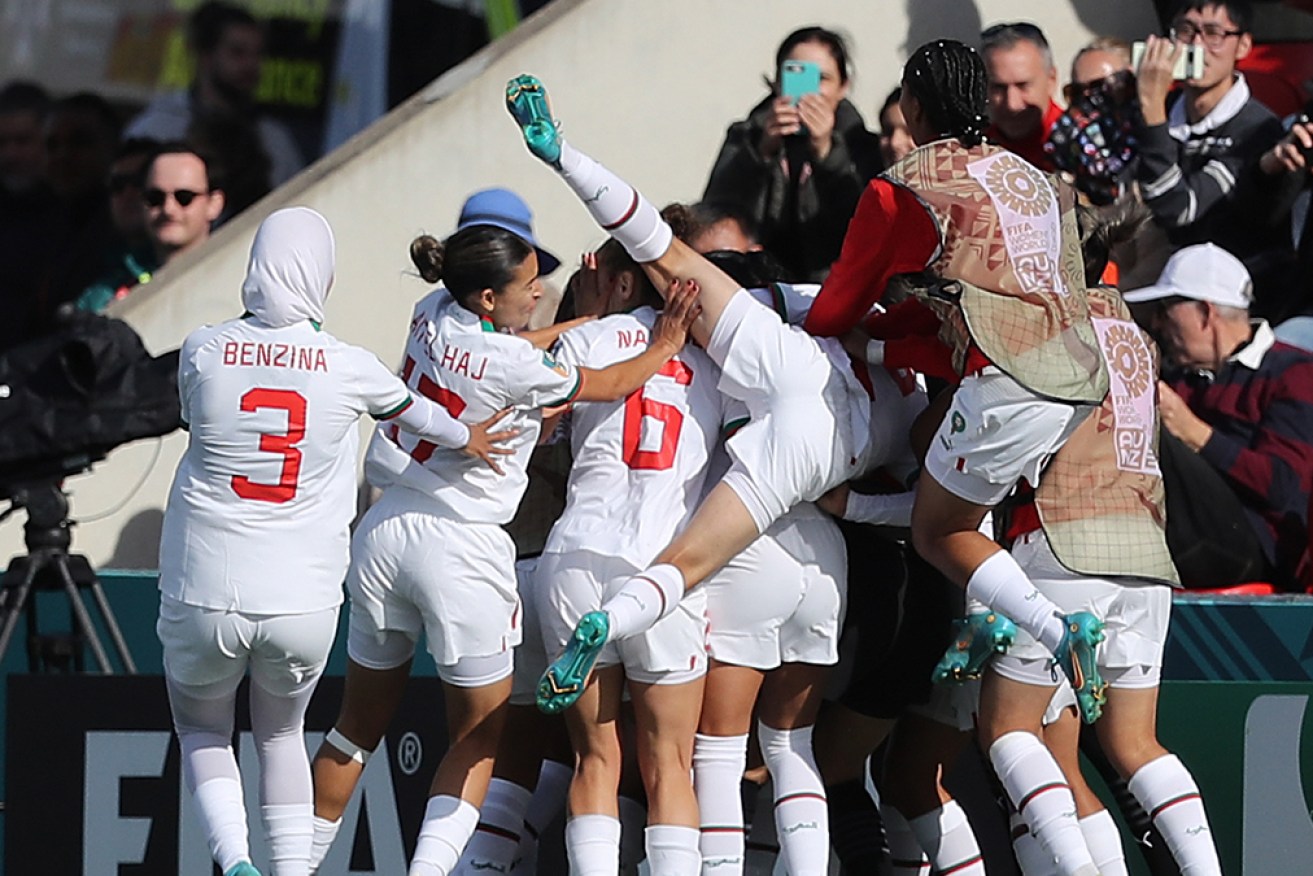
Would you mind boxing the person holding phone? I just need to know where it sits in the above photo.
[702,26,881,282]
[1132,0,1285,311]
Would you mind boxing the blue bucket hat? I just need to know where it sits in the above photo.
[456,187,561,275]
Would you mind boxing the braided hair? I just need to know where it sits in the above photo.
[902,39,990,147]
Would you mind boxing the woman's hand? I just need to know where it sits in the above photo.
[760,96,803,159]
[817,483,850,517]
[797,93,838,161]
[652,278,702,353]
[461,407,519,475]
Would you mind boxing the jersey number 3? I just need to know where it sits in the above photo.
[231,388,307,504]
[622,360,692,471]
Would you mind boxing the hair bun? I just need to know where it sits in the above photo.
[409,234,445,283]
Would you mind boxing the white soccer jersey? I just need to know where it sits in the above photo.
[747,282,927,482]
[380,288,580,524]
[159,317,415,614]
[542,307,724,567]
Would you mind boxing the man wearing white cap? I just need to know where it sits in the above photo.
[1125,243,1313,590]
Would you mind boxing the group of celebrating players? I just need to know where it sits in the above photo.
[155,38,1221,876]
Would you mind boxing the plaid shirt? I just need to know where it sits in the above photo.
[1168,320,1313,580]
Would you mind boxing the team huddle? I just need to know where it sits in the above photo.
[157,40,1220,876]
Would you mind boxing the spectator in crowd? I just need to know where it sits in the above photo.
[1133,0,1285,309]
[1047,37,1139,206]
[76,139,160,313]
[126,1,303,196]
[1258,110,1313,338]
[41,92,123,317]
[877,86,914,167]
[703,25,882,281]
[1125,243,1313,591]
[77,144,224,313]
[0,81,58,350]
[981,21,1063,171]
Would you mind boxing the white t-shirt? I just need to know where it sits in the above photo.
[543,307,725,567]
[375,288,581,524]
[159,317,414,613]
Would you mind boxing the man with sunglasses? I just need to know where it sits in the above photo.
[1125,243,1313,591]
[77,144,224,312]
[980,22,1063,171]
[1133,0,1283,303]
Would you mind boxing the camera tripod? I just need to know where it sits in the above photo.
[0,483,136,673]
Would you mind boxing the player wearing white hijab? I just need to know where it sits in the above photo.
[158,208,506,876]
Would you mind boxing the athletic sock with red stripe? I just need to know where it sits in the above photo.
[1010,809,1057,874]
[759,723,829,876]
[555,140,673,264]
[908,800,985,875]
[693,733,748,875]
[989,731,1098,876]
[1127,754,1221,876]
[602,563,685,640]
[566,814,621,876]
[452,778,530,874]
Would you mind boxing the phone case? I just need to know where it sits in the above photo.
[780,60,821,103]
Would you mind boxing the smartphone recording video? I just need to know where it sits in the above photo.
[780,60,821,104]
[1131,40,1205,80]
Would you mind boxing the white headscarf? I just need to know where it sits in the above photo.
[241,206,335,328]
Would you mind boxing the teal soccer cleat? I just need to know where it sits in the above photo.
[1053,611,1108,724]
[506,74,562,166]
[224,863,262,876]
[932,611,1018,683]
[537,610,610,714]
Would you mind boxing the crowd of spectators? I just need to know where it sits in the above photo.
[0,1,303,351]
[697,2,1310,592]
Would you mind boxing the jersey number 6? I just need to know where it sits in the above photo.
[622,360,693,471]
[231,388,307,504]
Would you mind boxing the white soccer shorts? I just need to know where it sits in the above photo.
[536,549,707,685]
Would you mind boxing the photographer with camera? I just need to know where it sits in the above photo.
[1255,112,1313,347]
[1133,1,1284,306]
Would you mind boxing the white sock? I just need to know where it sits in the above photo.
[966,551,1067,654]
[757,723,828,876]
[192,777,250,873]
[907,801,984,875]
[1127,754,1221,876]
[882,806,931,875]
[618,794,648,874]
[409,795,479,876]
[1010,810,1056,875]
[309,815,341,872]
[694,733,748,875]
[454,778,531,874]
[264,802,313,876]
[566,814,621,876]
[989,732,1097,876]
[1080,809,1128,876]
[517,759,572,874]
[645,824,702,876]
[602,564,685,640]
[556,139,672,263]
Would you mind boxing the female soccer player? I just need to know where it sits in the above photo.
[158,207,509,876]
[505,74,876,714]
[307,223,699,876]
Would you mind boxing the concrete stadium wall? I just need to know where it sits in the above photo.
[1,0,1161,568]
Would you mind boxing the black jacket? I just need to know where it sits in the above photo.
[703,97,882,281]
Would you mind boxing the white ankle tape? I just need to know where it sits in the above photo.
[326,728,374,765]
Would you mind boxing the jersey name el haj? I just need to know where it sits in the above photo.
[439,343,488,380]
[221,341,329,373]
